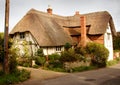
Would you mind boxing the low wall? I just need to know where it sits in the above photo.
[114,52,120,59]
[64,61,90,69]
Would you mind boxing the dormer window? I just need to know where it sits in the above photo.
[20,33,25,39]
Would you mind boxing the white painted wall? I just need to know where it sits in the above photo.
[43,47,64,55]
[104,26,113,61]
[12,32,64,56]
[12,32,39,57]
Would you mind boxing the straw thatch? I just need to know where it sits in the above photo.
[10,9,117,46]
[10,9,73,46]
[54,11,116,36]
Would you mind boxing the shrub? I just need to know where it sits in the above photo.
[86,42,109,67]
[60,48,77,63]
[75,47,86,56]
[17,69,30,82]
[35,48,44,57]
[0,69,30,85]
[75,47,87,62]
[35,48,46,66]
[75,54,86,62]
[18,57,31,67]
[48,53,62,68]
[35,56,46,66]
[9,47,19,73]
[32,64,39,68]
[49,53,61,62]
[9,55,18,73]
[60,48,87,63]
[64,42,71,51]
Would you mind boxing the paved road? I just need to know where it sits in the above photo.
[17,64,120,85]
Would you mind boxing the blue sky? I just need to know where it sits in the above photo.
[0,0,120,32]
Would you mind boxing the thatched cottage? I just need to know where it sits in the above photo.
[10,7,116,60]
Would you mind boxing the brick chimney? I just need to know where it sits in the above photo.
[75,11,80,15]
[78,16,87,47]
[47,5,52,15]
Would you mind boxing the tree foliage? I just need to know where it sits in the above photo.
[113,36,120,50]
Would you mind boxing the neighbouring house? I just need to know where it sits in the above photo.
[9,7,116,60]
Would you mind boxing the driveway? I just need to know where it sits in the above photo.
[16,63,120,85]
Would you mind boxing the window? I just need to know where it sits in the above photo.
[107,33,110,40]
[56,46,61,51]
[20,33,25,39]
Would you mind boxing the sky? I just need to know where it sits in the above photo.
[0,0,120,32]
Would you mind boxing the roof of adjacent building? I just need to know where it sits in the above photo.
[10,9,116,46]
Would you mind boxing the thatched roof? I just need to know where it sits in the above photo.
[10,9,117,46]
[10,9,73,46]
[55,11,116,36]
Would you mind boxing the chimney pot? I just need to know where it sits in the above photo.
[47,5,52,15]
[75,11,80,15]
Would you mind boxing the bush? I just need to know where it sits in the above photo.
[17,69,30,82]
[75,47,87,62]
[60,48,77,63]
[35,48,46,66]
[64,42,71,51]
[86,42,109,67]
[48,53,62,68]
[0,69,30,85]
[35,48,44,57]
[75,47,86,56]
[32,64,39,68]
[49,53,61,62]
[9,47,19,73]
[18,57,31,67]
[9,55,18,73]
[35,56,46,66]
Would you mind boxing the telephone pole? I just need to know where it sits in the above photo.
[4,0,10,74]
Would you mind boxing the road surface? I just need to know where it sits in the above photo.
[17,63,120,85]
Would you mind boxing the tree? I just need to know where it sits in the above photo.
[113,36,120,50]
